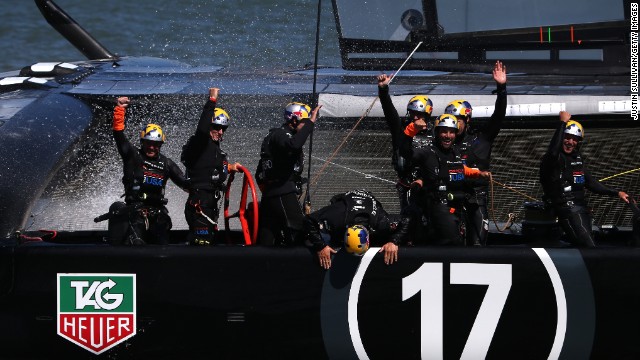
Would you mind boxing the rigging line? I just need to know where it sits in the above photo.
[490,177,539,202]
[489,173,517,232]
[600,168,640,182]
[310,155,396,185]
[309,41,423,188]
[305,0,323,212]
[389,41,424,82]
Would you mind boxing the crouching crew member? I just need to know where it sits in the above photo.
[305,189,405,269]
[181,88,241,245]
[540,111,629,247]
[256,102,320,246]
[400,114,491,245]
[107,97,189,245]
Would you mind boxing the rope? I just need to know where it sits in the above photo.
[488,174,534,232]
[600,167,640,182]
[309,41,423,190]
[309,100,378,188]
[310,155,396,184]
[140,208,150,230]
[490,177,539,202]
[191,200,217,226]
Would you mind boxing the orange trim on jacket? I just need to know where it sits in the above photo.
[404,122,420,137]
[464,165,480,178]
[113,106,126,131]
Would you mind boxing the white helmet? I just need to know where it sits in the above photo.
[434,114,459,130]
[284,102,311,124]
[212,108,230,128]
[564,120,584,140]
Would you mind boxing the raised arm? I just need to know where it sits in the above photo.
[182,88,219,166]
[276,105,321,150]
[112,96,135,159]
[493,60,507,86]
[399,119,428,160]
[483,61,507,142]
[546,111,571,157]
[196,88,219,135]
[378,74,404,146]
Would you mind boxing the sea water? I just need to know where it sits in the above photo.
[0,0,341,73]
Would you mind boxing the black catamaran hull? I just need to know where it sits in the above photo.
[1,243,640,359]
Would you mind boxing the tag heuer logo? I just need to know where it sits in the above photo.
[57,273,136,354]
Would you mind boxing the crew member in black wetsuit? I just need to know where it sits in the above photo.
[256,102,321,246]
[540,111,629,247]
[445,60,507,246]
[377,74,433,243]
[107,97,189,245]
[400,114,491,245]
[181,88,241,245]
[305,189,406,269]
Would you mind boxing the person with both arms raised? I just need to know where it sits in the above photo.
[400,114,491,245]
[181,87,241,245]
[444,60,507,246]
[107,97,189,245]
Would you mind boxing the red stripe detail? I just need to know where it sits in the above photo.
[571,26,574,43]
[540,27,543,43]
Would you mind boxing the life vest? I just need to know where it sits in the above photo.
[255,128,277,187]
[124,151,169,206]
[427,146,466,202]
[181,139,228,190]
[330,189,379,231]
[255,128,303,187]
[540,151,586,205]
[559,153,585,201]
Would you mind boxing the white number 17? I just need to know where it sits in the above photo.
[402,263,512,360]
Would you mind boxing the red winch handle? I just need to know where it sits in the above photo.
[224,165,259,245]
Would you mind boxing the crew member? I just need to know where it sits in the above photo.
[181,88,241,245]
[305,189,405,269]
[400,114,491,245]
[107,97,189,245]
[377,74,433,243]
[256,102,321,246]
[539,111,629,247]
[445,60,507,246]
